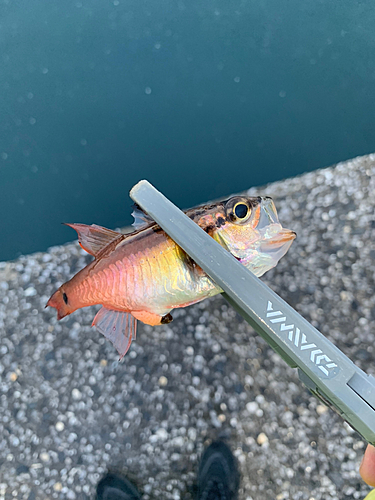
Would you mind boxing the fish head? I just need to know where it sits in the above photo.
[46,285,78,320]
[190,195,296,277]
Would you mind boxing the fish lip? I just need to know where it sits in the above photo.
[262,229,296,249]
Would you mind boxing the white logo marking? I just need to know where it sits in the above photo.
[266,301,338,376]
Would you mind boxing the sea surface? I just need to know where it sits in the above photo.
[1,0,375,261]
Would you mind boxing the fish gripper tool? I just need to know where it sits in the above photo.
[130,179,375,445]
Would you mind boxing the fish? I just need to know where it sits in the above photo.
[46,195,295,359]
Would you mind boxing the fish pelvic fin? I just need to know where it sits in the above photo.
[92,307,137,360]
[64,223,122,257]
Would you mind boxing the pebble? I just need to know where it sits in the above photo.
[246,401,259,414]
[39,452,50,462]
[71,388,82,400]
[156,428,168,441]
[257,433,269,446]
[316,405,328,415]
[53,482,63,492]
[24,286,37,297]
[158,376,168,387]
[55,421,65,431]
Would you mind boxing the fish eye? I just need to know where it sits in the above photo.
[224,197,254,223]
[234,202,249,219]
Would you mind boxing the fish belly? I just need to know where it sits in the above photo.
[118,240,220,315]
[77,237,220,315]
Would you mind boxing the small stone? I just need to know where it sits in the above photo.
[72,388,82,400]
[188,428,197,441]
[30,463,42,469]
[100,359,108,367]
[316,405,328,415]
[246,402,258,414]
[218,414,226,423]
[40,452,50,462]
[24,286,37,297]
[230,418,238,427]
[10,436,19,446]
[156,428,168,440]
[158,376,168,387]
[172,436,184,447]
[53,482,63,492]
[257,433,269,446]
[55,421,65,432]
[9,372,18,382]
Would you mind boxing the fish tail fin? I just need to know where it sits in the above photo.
[46,289,71,320]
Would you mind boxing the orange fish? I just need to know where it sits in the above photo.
[47,196,295,358]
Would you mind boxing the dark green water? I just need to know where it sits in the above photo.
[1,1,375,261]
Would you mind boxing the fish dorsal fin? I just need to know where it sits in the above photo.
[131,204,155,230]
[64,223,122,257]
[92,307,137,359]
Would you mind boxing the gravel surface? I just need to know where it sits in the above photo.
[1,154,375,500]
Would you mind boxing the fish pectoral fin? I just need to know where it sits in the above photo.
[92,307,137,359]
[64,223,122,257]
[131,204,155,230]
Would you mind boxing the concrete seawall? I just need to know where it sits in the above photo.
[1,154,374,499]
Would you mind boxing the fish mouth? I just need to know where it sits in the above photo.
[264,228,296,249]
[259,228,296,264]
[258,197,296,252]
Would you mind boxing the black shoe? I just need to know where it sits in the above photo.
[197,441,240,500]
[96,473,141,500]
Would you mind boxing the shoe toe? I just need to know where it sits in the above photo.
[96,473,141,500]
[197,441,240,500]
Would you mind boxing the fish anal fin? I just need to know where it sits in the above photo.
[92,307,137,359]
[64,223,122,257]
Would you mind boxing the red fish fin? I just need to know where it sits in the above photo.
[64,223,122,257]
[131,204,155,230]
[92,307,137,359]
